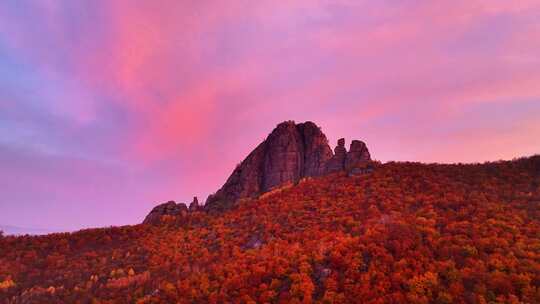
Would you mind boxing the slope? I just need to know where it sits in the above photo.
[1,157,539,303]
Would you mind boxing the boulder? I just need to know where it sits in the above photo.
[143,201,188,225]
[345,140,371,174]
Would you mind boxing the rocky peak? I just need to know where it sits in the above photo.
[205,121,371,211]
[205,121,334,211]
[261,121,305,190]
[260,121,333,190]
[143,121,373,219]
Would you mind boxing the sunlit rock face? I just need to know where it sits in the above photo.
[205,121,372,211]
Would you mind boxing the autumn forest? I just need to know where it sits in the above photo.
[1,157,540,303]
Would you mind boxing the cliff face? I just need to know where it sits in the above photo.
[261,121,332,190]
[205,121,333,210]
[205,121,371,211]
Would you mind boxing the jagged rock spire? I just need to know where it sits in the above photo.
[205,121,371,211]
[189,197,201,211]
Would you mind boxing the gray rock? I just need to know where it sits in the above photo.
[146,121,373,216]
[143,201,188,225]
[345,140,371,174]
[297,122,333,177]
[243,235,263,250]
[205,121,334,211]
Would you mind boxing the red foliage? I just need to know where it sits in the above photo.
[1,156,539,303]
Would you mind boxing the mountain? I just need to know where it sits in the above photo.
[144,121,373,221]
[205,121,372,211]
[1,122,539,303]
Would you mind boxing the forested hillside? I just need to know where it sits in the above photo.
[1,157,539,303]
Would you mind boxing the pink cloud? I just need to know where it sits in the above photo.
[1,1,539,230]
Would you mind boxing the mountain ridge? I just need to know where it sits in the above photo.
[144,121,373,223]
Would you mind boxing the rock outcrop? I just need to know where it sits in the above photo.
[345,140,371,174]
[143,120,373,219]
[205,121,372,211]
[189,197,202,212]
[205,121,333,210]
[143,201,188,225]
[144,197,205,225]
[297,122,334,177]
[325,138,347,173]
[261,121,333,190]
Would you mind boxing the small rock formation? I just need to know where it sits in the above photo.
[345,140,372,174]
[325,138,347,173]
[205,121,372,211]
[189,197,202,212]
[143,201,188,225]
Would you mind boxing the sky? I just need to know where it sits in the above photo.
[1,1,539,231]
